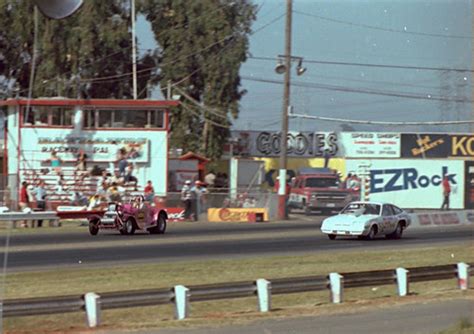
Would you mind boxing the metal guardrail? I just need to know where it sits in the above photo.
[2,262,472,325]
[0,211,59,222]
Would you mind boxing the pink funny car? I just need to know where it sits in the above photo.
[88,196,168,235]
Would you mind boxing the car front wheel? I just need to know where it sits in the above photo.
[365,226,377,240]
[328,234,336,240]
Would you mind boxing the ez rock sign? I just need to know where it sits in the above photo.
[345,159,465,209]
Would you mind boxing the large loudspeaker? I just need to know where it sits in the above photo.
[33,0,83,19]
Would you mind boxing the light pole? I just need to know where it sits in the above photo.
[277,0,293,220]
[276,0,306,219]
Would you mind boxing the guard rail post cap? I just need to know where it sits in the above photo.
[457,262,470,290]
[395,267,409,297]
[174,285,190,320]
[84,292,100,328]
[256,278,271,312]
[329,272,343,304]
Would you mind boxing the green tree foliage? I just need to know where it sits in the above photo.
[141,0,256,160]
[0,0,159,99]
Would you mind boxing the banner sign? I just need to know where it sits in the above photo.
[207,208,269,222]
[230,131,340,158]
[21,128,152,163]
[450,135,474,158]
[401,133,474,158]
[417,212,461,226]
[401,134,450,158]
[465,161,474,209]
[164,207,187,222]
[340,132,400,158]
[36,136,149,163]
[345,159,465,209]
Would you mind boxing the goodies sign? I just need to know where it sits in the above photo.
[208,208,269,222]
[230,131,339,158]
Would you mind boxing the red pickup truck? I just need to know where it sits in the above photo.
[288,168,359,215]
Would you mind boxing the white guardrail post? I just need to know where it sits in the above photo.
[457,262,470,290]
[396,268,409,296]
[329,272,343,303]
[84,292,101,328]
[256,278,271,312]
[174,285,190,320]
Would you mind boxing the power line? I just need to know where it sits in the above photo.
[181,102,230,129]
[289,112,474,125]
[252,13,285,35]
[173,85,228,120]
[249,55,474,73]
[241,75,472,103]
[293,10,473,40]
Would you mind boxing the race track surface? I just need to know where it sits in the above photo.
[0,217,472,271]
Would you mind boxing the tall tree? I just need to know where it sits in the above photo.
[141,0,256,160]
[0,0,159,99]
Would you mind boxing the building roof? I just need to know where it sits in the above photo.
[0,98,179,108]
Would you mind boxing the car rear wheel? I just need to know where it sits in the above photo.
[89,222,99,236]
[328,234,336,240]
[365,226,377,240]
[149,214,167,235]
[125,218,136,235]
[387,223,403,239]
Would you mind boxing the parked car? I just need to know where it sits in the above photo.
[320,201,411,240]
[88,196,168,235]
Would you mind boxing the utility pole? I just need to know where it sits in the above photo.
[472,3,474,133]
[278,0,292,220]
[131,0,138,99]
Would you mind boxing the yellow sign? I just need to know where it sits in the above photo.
[208,208,269,222]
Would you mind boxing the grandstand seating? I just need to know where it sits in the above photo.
[20,166,143,206]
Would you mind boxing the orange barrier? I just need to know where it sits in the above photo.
[207,208,268,223]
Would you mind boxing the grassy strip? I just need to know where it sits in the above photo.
[438,318,473,334]
[3,243,473,333]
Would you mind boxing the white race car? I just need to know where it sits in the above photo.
[320,201,411,240]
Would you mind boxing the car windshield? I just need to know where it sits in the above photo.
[341,203,381,215]
[305,177,339,188]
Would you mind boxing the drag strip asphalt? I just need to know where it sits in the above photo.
[0,219,472,271]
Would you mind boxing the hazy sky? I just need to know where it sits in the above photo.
[138,0,473,133]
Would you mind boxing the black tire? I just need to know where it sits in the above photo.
[365,226,377,240]
[387,223,403,239]
[125,218,136,235]
[328,234,336,240]
[89,222,99,236]
[149,214,167,235]
[304,202,311,216]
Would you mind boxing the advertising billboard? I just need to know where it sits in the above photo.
[346,159,465,209]
[400,134,450,158]
[340,132,400,158]
[230,131,341,158]
[401,133,474,159]
[465,161,474,209]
